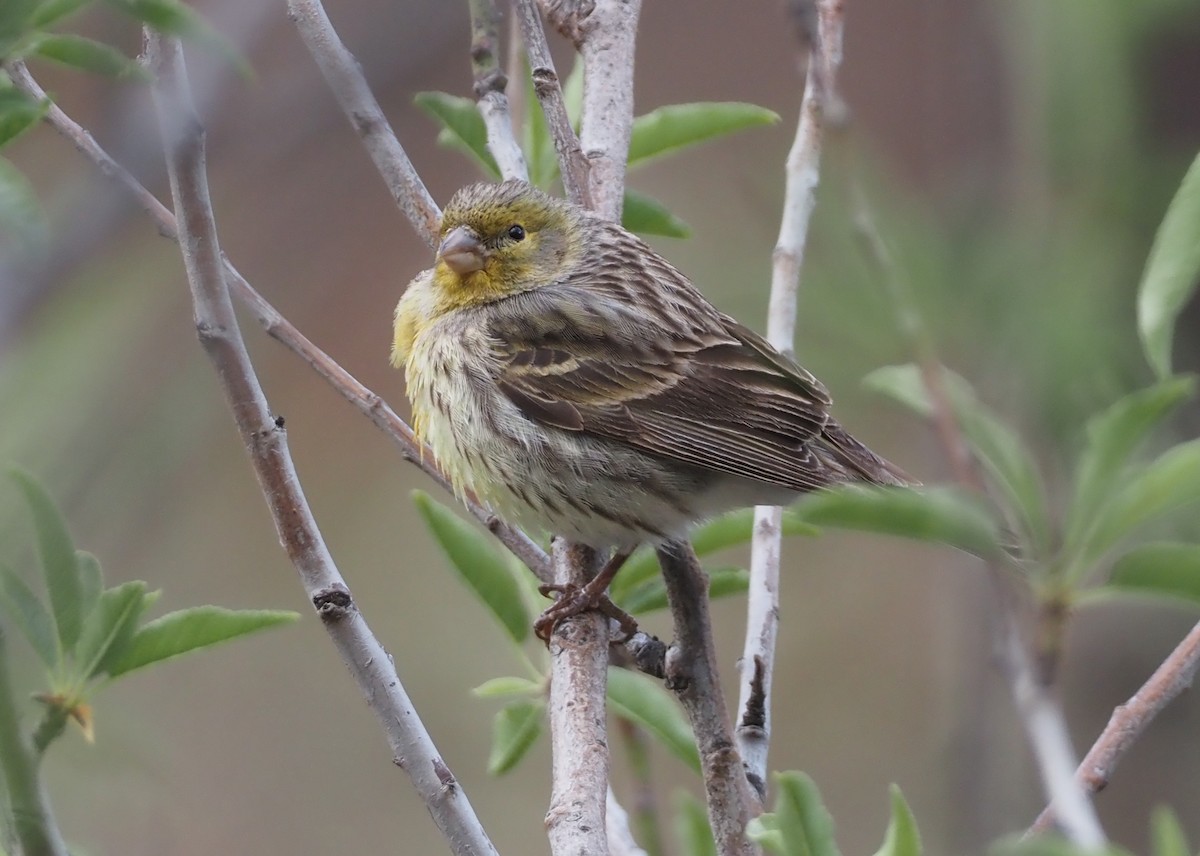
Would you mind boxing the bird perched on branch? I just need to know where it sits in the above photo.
[393,180,911,640]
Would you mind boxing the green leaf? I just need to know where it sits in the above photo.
[104,0,248,77]
[618,567,748,615]
[0,158,47,249]
[10,469,83,653]
[472,676,542,698]
[674,791,717,856]
[412,491,530,643]
[1104,543,1200,606]
[487,699,543,775]
[1078,438,1200,570]
[1064,377,1196,554]
[753,771,842,856]
[0,0,38,53]
[612,508,817,602]
[0,89,48,148]
[1138,152,1200,379]
[794,485,1004,560]
[864,363,1049,555]
[413,91,500,180]
[523,67,555,188]
[562,56,583,129]
[622,188,691,238]
[30,34,148,79]
[75,551,103,620]
[628,102,780,168]
[1151,806,1190,856]
[0,564,57,667]
[107,606,298,678]
[874,785,922,856]
[29,0,94,28]
[607,667,699,772]
[73,581,145,681]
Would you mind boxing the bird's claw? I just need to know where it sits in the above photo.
[534,583,639,644]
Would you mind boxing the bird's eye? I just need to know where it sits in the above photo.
[506,224,526,242]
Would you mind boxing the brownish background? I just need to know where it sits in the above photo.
[2,1,1200,854]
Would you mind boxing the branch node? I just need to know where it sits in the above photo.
[312,584,355,620]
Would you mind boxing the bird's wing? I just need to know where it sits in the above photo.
[487,280,838,491]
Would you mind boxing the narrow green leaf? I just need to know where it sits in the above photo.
[413,91,500,179]
[29,0,94,28]
[523,68,555,188]
[628,102,780,168]
[1150,806,1190,856]
[618,567,748,615]
[1079,438,1200,570]
[1104,543,1200,606]
[73,581,145,681]
[74,551,103,620]
[612,508,817,602]
[622,188,691,238]
[794,485,1004,560]
[412,491,530,642]
[607,667,699,772]
[874,785,922,856]
[864,363,1049,555]
[487,699,543,775]
[1138,152,1200,379]
[0,564,57,667]
[674,791,718,856]
[769,771,842,856]
[1064,376,1195,553]
[562,57,584,129]
[472,676,541,698]
[107,606,298,678]
[0,158,47,249]
[10,469,83,653]
[31,34,148,79]
[0,89,48,148]
[0,0,38,51]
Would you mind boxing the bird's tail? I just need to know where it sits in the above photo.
[817,418,917,487]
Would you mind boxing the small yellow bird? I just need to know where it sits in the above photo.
[393,180,910,638]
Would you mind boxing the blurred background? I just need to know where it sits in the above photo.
[2,0,1200,853]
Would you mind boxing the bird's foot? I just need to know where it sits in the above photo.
[534,582,639,644]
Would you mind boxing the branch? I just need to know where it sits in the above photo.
[658,543,760,856]
[145,33,497,855]
[736,0,843,796]
[469,0,529,181]
[286,0,441,246]
[1029,617,1200,834]
[0,626,68,856]
[513,0,591,206]
[545,541,610,856]
[607,785,650,856]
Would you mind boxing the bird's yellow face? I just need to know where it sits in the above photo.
[429,181,583,311]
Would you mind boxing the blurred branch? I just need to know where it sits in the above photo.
[145,33,497,855]
[658,543,761,856]
[1029,617,1200,835]
[469,0,529,181]
[514,0,591,206]
[616,716,664,856]
[851,169,1106,849]
[0,626,68,856]
[286,0,441,246]
[607,784,650,856]
[736,0,843,798]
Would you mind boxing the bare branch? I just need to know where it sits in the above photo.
[1030,617,1200,834]
[513,0,591,206]
[145,34,496,854]
[286,0,441,245]
[607,785,649,856]
[469,0,529,181]
[736,0,843,797]
[658,543,760,856]
[545,541,610,856]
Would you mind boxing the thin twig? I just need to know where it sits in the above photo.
[658,543,761,856]
[544,541,610,856]
[286,0,441,246]
[735,0,843,796]
[145,33,497,855]
[851,149,1106,850]
[513,0,591,206]
[1029,617,1200,834]
[469,0,529,182]
[0,626,68,856]
[607,785,650,856]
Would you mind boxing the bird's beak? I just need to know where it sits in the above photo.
[437,226,488,275]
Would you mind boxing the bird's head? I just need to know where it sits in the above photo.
[431,181,584,309]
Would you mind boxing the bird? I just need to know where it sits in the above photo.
[392,179,912,640]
